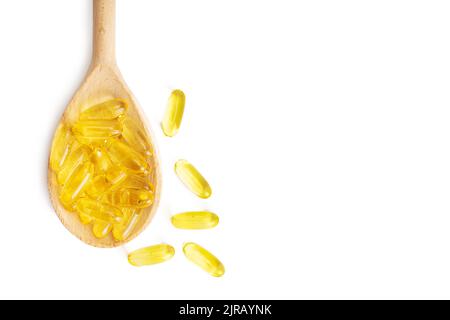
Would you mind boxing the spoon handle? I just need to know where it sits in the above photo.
[92,0,116,66]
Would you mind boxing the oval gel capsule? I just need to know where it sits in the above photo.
[183,242,225,277]
[59,162,94,208]
[161,89,185,137]
[121,174,153,191]
[122,118,152,156]
[72,119,122,139]
[92,222,113,239]
[174,160,212,199]
[171,211,219,230]
[105,167,128,186]
[128,244,175,267]
[80,99,127,120]
[79,212,93,225]
[76,198,123,224]
[113,208,140,241]
[105,139,149,174]
[105,188,154,208]
[86,175,111,198]
[57,144,91,186]
[50,124,74,171]
[91,147,114,175]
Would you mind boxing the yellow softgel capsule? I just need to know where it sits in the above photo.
[93,222,113,239]
[86,175,111,198]
[57,144,91,185]
[59,162,94,208]
[72,119,122,139]
[50,124,74,171]
[105,188,153,208]
[76,198,123,224]
[79,212,93,225]
[105,166,128,185]
[161,89,185,137]
[171,211,219,230]
[128,244,175,267]
[183,242,225,277]
[174,160,212,199]
[121,174,153,191]
[105,139,149,174]
[91,147,113,175]
[113,208,140,241]
[80,99,127,120]
[122,118,152,156]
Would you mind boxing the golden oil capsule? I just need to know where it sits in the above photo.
[72,119,122,139]
[57,144,91,185]
[174,160,212,199]
[60,162,94,208]
[128,244,175,267]
[105,139,149,174]
[105,188,154,208]
[79,212,93,225]
[171,211,219,230]
[161,89,185,137]
[80,99,127,120]
[76,198,123,224]
[122,118,152,156]
[121,174,153,191]
[91,147,113,175]
[93,222,113,239]
[183,242,225,277]
[86,175,111,198]
[73,136,107,147]
[113,208,140,241]
[50,124,74,171]
[105,166,128,185]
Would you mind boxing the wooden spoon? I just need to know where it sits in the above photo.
[48,0,161,248]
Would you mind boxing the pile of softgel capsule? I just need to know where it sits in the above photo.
[50,99,154,240]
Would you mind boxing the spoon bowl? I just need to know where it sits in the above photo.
[48,0,161,248]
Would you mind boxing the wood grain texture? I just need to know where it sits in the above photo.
[48,0,161,248]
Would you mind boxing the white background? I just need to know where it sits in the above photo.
[0,0,450,299]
